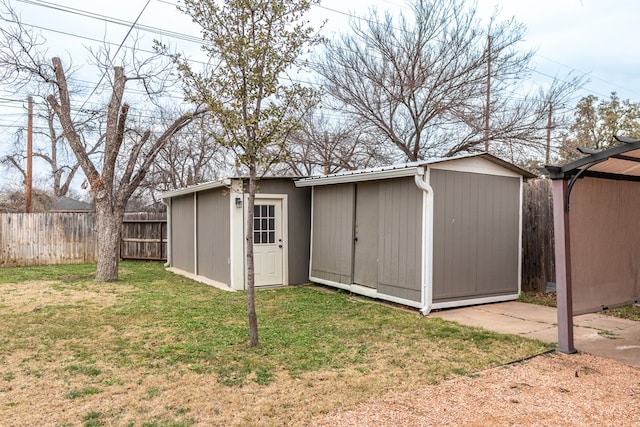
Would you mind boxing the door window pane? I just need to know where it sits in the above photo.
[254,203,277,245]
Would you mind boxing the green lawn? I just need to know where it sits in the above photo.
[0,262,551,426]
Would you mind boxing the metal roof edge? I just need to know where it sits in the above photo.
[543,139,640,179]
[295,152,535,187]
[160,179,232,199]
[295,165,421,187]
[474,152,538,179]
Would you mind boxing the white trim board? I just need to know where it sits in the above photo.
[309,277,423,310]
[166,267,235,292]
[161,179,231,199]
[428,156,522,178]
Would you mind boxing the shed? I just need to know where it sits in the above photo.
[545,137,640,353]
[295,153,535,314]
[161,177,310,290]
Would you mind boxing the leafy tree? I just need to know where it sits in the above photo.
[559,92,640,162]
[169,0,322,346]
[317,0,581,162]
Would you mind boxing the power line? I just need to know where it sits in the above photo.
[74,0,153,119]
[8,0,638,110]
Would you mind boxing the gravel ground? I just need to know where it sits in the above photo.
[316,352,640,426]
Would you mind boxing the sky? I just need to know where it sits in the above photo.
[1,0,639,188]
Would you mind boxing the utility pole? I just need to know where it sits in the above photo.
[26,96,33,213]
[484,35,491,152]
[546,102,553,164]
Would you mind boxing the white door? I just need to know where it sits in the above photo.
[253,199,283,286]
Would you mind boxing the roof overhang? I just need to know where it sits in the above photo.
[160,179,231,199]
[544,137,640,182]
[295,153,535,187]
[160,176,307,199]
[295,164,422,187]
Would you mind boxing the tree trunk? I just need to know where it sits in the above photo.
[95,200,124,282]
[246,164,259,347]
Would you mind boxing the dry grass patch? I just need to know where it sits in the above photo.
[0,280,132,314]
[0,262,552,426]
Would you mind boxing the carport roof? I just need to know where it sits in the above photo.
[545,136,640,182]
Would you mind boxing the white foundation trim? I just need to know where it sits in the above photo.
[166,267,235,292]
[431,293,519,310]
[310,276,423,309]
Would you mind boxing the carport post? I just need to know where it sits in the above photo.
[551,179,576,354]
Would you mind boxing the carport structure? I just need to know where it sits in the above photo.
[545,136,640,353]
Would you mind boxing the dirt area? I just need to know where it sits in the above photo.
[317,352,640,427]
[1,350,638,426]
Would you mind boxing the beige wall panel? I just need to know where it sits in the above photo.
[569,177,640,313]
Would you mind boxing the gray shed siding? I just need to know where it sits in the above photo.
[311,177,423,303]
[196,189,231,284]
[256,179,311,285]
[377,177,423,302]
[353,182,379,288]
[431,169,520,302]
[171,194,195,273]
[311,184,354,284]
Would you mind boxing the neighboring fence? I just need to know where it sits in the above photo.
[0,212,97,266]
[120,212,167,261]
[0,212,167,266]
[521,178,556,292]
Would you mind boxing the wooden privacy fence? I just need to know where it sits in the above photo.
[521,178,556,292]
[0,212,167,266]
[120,212,167,261]
[0,212,97,266]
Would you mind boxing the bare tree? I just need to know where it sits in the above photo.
[317,0,582,162]
[280,107,389,175]
[0,1,206,281]
[2,95,102,197]
[141,112,230,198]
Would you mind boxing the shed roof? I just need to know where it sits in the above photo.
[545,136,640,181]
[160,176,304,199]
[295,153,535,187]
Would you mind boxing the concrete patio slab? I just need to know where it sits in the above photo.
[430,301,640,368]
